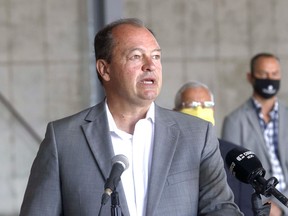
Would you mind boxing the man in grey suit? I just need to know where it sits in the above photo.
[20,18,243,216]
[222,53,288,216]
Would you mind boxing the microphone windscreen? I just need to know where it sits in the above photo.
[112,154,129,170]
[225,146,265,184]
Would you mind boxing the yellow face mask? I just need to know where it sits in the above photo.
[180,107,215,126]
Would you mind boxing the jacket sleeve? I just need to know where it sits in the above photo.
[19,122,62,216]
[198,123,243,216]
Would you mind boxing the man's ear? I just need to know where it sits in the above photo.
[96,59,110,81]
[247,72,253,85]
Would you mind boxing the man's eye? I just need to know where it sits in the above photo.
[131,55,141,60]
[153,55,161,60]
[272,72,280,77]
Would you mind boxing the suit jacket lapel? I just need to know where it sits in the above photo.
[81,101,130,215]
[245,101,272,160]
[82,107,113,179]
[247,110,266,143]
[146,106,180,216]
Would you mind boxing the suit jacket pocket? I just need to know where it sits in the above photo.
[166,169,198,186]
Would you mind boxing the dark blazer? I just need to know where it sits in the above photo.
[20,101,243,216]
[219,138,254,216]
[222,98,288,215]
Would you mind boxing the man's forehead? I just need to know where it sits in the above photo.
[112,25,160,53]
[113,24,150,39]
[255,57,280,67]
[182,87,211,101]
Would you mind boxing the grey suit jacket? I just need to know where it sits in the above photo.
[20,101,243,216]
[222,98,288,215]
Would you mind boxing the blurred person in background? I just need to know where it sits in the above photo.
[174,80,254,216]
[222,53,288,216]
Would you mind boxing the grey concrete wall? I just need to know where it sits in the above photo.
[2,0,288,215]
[124,0,288,136]
[0,0,91,215]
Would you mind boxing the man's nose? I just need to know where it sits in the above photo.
[142,56,156,72]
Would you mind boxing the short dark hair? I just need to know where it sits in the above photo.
[94,18,146,83]
[250,53,280,75]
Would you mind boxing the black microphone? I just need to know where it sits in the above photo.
[225,146,288,207]
[101,154,129,205]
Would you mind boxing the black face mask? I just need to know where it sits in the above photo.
[252,78,280,99]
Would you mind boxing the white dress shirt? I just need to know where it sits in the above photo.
[106,102,155,216]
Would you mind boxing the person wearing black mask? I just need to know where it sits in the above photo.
[222,53,288,216]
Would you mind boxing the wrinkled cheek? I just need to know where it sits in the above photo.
[158,71,163,90]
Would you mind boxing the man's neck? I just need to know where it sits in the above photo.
[107,100,152,134]
[253,93,276,122]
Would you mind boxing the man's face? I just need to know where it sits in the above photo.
[102,24,162,106]
[180,87,215,125]
[248,56,281,99]
[252,57,281,80]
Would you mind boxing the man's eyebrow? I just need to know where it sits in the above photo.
[128,48,144,52]
[153,48,162,52]
[128,48,161,52]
